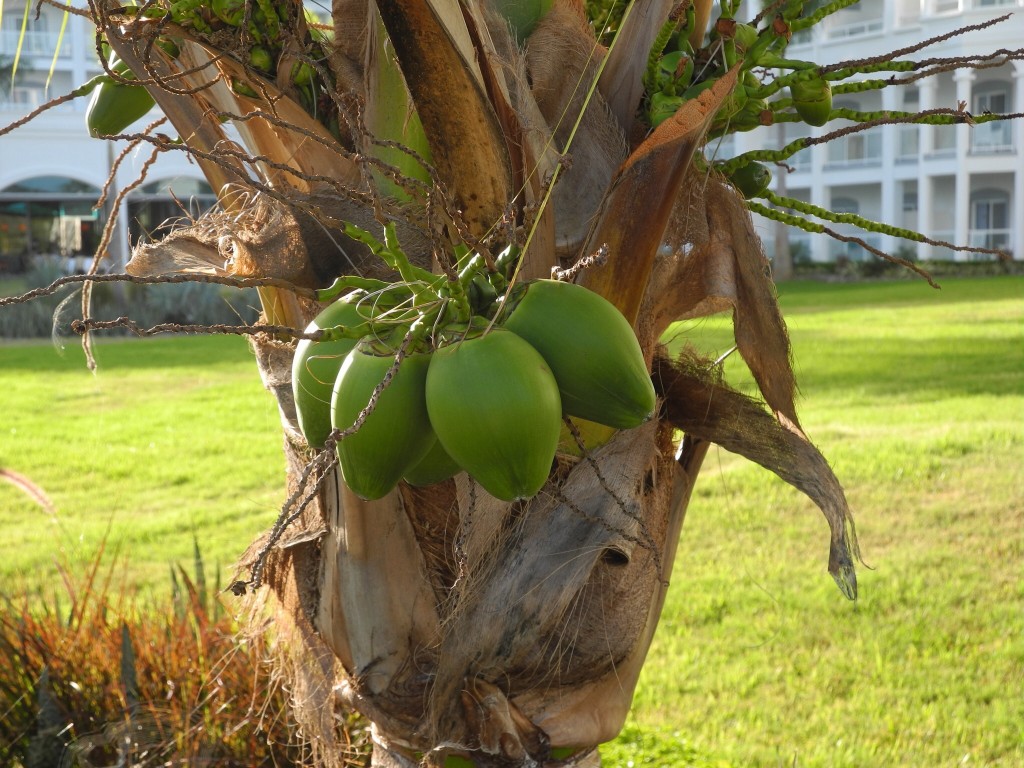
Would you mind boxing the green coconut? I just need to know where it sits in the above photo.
[727,161,773,199]
[502,279,656,430]
[426,328,561,502]
[86,56,156,138]
[402,437,462,487]
[331,343,435,500]
[790,76,833,127]
[292,292,369,448]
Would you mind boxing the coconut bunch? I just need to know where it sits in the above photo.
[292,229,656,501]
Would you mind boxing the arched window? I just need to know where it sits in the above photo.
[0,176,102,272]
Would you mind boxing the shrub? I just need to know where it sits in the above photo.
[0,263,261,339]
[0,541,371,767]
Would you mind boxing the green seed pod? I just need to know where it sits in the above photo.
[331,344,435,500]
[790,76,832,127]
[656,50,694,96]
[502,279,656,430]
[467,273,498,315]
[402,437,462,487]
[726,161,772,199]
[249,46,274,73]
[728,95,771,132]
[156,38,180,59]
[230,77,261,99]
[426,329,561,501]
[85,56,156,138]
[733,23,758,51]
[211,0,245,25]
[292,292,369,448]
[290,60,315,86]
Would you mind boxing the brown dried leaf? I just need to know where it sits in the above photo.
[526,2,628,257]
[654,350,861,600]
[579,66,740,325]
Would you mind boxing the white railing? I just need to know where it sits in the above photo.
[968,228,1012,252]
[970,122,1015,154]
[826,18,884,40]
[0,29,71,58]
[925,0,1020,14]
[895,0,922,26]
[927,127,957,156]
[826,129,883,166]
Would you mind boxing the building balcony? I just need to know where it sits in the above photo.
[970,122,1015,154]
[0,28,71,58]
[825,17,884,41]
[924,0,1022,14]
[896,126,919,162]
[825,130,883,168]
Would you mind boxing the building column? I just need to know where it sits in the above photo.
[917,175,933,261]
[954,70,975,260]
[1013,63,1024,260]
[68,14,91,101]
[880,86,899,257]
[810,127,828,262]
[916,77,937,261]
[918,77,937,156]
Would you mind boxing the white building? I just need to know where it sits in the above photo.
[1,0,1021,272]
[728,0,1024,263]
[0,2,212,273]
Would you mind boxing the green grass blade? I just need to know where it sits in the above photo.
[9,0,30,88]
[45,0,72,93]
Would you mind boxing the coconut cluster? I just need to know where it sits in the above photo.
[292,277,656,502]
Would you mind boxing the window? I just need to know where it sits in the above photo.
[974,84,1010,115]
[970,189,1011,252]
[831,196,860,215]
[971,84,1014,152]
[0,176,102,267]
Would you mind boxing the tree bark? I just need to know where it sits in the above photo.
[250,323,710,766]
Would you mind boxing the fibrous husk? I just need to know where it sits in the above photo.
[126,190,432,288]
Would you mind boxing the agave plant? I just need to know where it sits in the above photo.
[4,0,1022,765]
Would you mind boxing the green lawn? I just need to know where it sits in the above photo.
[605,276,1024,767]
[0,335,286,598]
[1,276,1022,767]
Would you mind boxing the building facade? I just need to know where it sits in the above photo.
[0,2,212,273]
[1,0,1021,271]
[729,0,1024,263]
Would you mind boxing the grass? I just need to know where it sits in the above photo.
[603,276,1024,767]
[0,335,286,597]
[1,276,1022,766]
